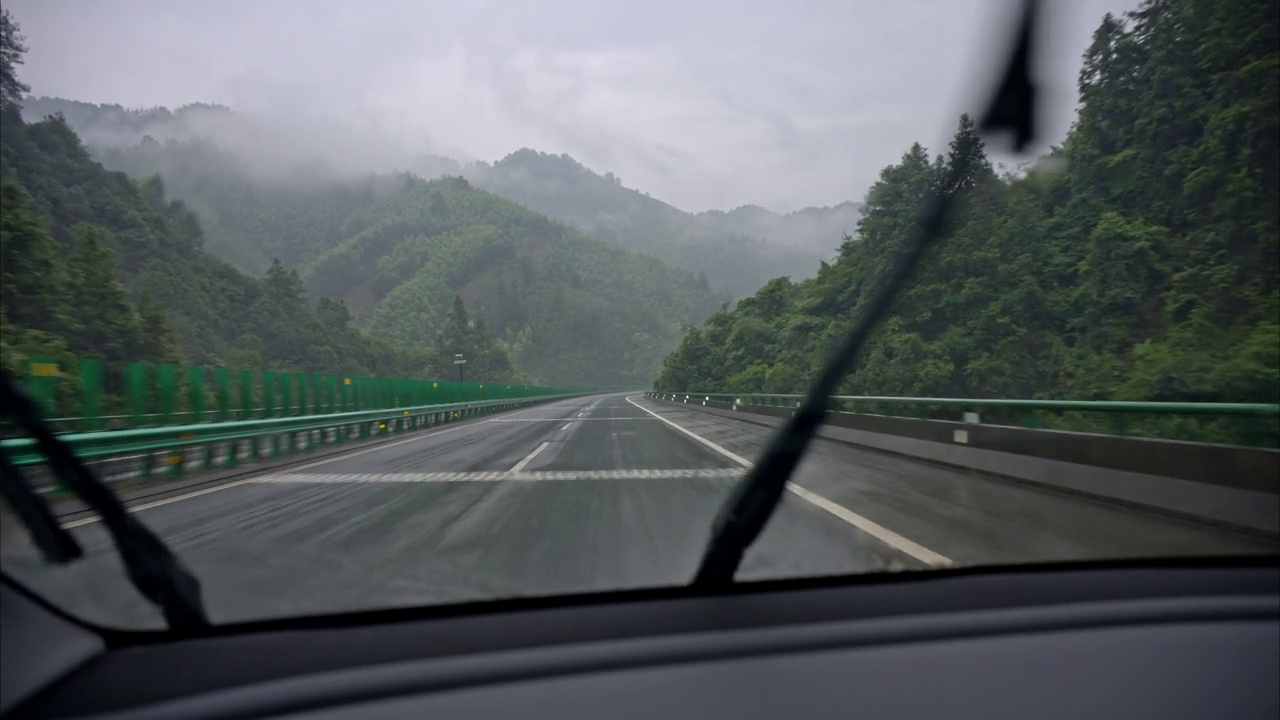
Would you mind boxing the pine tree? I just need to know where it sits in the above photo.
[64,225,139,361]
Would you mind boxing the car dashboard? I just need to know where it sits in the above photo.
[3,561,1277,720]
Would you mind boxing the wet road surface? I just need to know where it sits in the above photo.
[3,393,1273,629]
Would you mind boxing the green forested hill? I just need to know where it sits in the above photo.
[92,138,725,385]
[3,9,721,387]
[0,106,424,378]
[0,108,713,385]
[303,175,724,386]
[23,102,850,299]
[468,149,836,296]
[657,0,1278,406]
[95,136,395,274]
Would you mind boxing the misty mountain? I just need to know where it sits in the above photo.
[21,96,233,148]
[24,98,857,297]
[465,149,850,296]
[301,175,724,386]
[694,202,864,254]
[5,104,722,385]
[1,109,427,378]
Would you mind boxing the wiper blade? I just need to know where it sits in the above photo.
[0,370,209,629]
[692,0,1043,586]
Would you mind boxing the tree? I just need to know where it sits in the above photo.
[657,0,1279,444]
[0,8,29,111]
[64,226,139,361]
[133,290,182,364]
[0,183,66,333]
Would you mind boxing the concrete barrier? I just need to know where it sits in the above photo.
[649,395,1280,537]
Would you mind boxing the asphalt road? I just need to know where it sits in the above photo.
[2,393,1274,629]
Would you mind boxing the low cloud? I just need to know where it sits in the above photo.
[7,0,1140,212]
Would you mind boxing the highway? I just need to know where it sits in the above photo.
[2,393,1274,629]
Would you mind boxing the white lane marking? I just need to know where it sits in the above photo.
[625,396,752,466]
[253,468,747,483]
[59,401,578,529]
[624,395,952,568]
[561,423,573,431]
[485,418,656,422]
[577,412,585,417]
[61,477,265,529]
[509,441,551,473]
[785,485,951,567]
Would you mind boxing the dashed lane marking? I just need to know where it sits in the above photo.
[251,468,747,483]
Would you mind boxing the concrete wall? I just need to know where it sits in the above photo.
[650,395,1280,537]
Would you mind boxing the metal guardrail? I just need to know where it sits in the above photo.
[646,392,1280,447]
[11,356,593,435]
[4,393,591,482]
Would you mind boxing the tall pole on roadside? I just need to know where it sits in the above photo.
[454,354,467,383]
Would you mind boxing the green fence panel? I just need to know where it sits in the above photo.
[216,368,231,422]
[297,373,309,417]
[124,363,147,427]
[80,359,103,432]
[238,369,253,421]
[187,366,205,424]
[157,364,177,426]
[25,358,60,418]
[262,371,276,419]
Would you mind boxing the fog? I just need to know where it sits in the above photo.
[7,0,1141,213]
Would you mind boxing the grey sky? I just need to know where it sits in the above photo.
[6,0,1140,213]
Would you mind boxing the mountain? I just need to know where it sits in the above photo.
[16,102,725,386]
[0,108,432,379]
[466,149,844,296]
[657,0,1278,427]
[694,202,864,256]
[301,175,723,386]
[21,96,234,149]
[21,98,853,298]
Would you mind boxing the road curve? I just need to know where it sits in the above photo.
[2,393,1273,628]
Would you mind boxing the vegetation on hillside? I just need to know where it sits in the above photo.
[25,102,861,299]
[1,10,502,382]
[657,0,1278,416]
[468,149,851,296]
[302,175,724,386]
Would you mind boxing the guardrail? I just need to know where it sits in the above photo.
[10,356,589,435]
[646,392,1280,448]
[3,393,592,483]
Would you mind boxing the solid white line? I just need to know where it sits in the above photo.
[786,485,951,567]
[509,441,550,473]
[625,396,753,466]
[624,395,952,568]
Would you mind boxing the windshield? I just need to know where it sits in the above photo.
[0,0,1277,631]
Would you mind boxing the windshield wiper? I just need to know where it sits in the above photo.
[692,0,1042,586]
[0,370,209,629]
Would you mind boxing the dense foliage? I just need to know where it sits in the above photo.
[4,10,717,387]
[302,175,723,386]
[657,0,1278,412]
[0,12,435,379]
[0,107,427,377]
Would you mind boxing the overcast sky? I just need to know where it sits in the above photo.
[6,0,1140,213]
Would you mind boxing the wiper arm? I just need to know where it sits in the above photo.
[692,0,1042,586]
[0,370,209,629]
